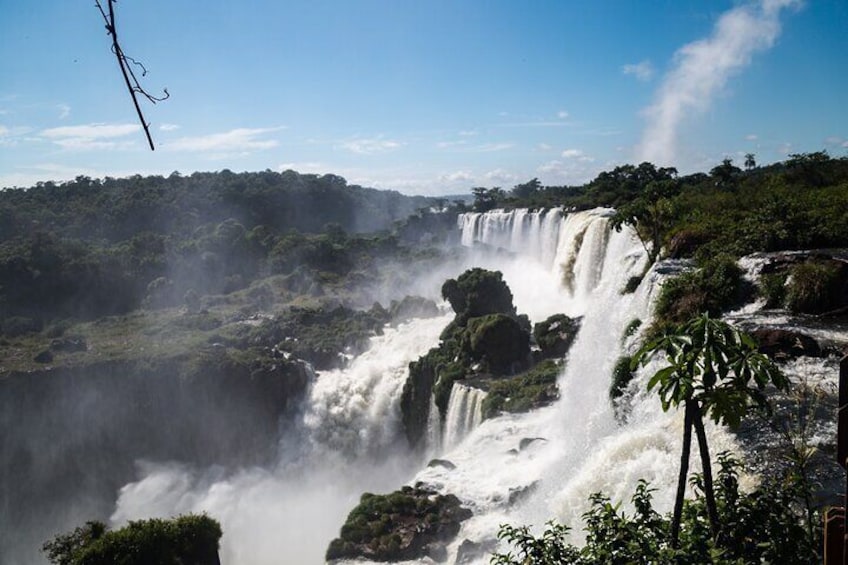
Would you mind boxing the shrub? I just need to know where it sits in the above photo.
[785,259,846,314]
[43,515,222,565]
[654,255,742,325]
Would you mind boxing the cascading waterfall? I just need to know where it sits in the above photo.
[442,383,486,451]
[418,207,742,563]
[107,206,752,565]
[110,314,451,565]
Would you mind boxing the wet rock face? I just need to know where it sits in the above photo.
[751,328,823,360]
[326,485,473,563]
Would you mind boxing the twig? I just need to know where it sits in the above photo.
[95,0,168,151]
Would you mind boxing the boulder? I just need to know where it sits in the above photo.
[466,314,529,374]
[751,328,823,360]
[326,486,473,563]
[441,268,516,322]
[533,314,581,360]
[390,296,440,324]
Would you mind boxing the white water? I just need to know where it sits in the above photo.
[111,207,747,564]
[442,383,486,451]
[111,315,451,565]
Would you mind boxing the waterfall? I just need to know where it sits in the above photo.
[442,383,486,451]
[418,207,741,562]
[106,206,746,565]
[110,314,452,565]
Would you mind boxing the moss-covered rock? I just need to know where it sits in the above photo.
[326,485,472,563]
[481,359,561,419]
[533,314,581,360]
[466,314,530,374]
[441,268,516,323]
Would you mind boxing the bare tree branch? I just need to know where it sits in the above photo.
[95,0,168,151]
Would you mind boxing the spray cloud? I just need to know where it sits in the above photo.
[637,0,801,165]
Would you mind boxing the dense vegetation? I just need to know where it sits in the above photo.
[492,454,821,564]
[0,169,457,329]
[326,486,472,562]
[42,515,222,565]
[472,152,848,260]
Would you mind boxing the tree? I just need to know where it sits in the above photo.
[631,313,787,546]
[744,153,756,171]
[610,170,679,264]
[709,158,742,189]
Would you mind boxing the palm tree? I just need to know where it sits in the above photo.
[632,313,787,546]
[744,153,757,170]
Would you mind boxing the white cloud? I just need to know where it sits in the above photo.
[42,123,140,140]
[622,60,655,82]
[557,110,570,119]
[484,168,518,184]
[339,136,403,155]
[57,104,71,119]
[637,0,801,165]
[278,162,329,174]
[167,127,282,152]
[436,140,468,149]
[537,156,602,186]
[458,130,478,137]
[40,122,141,150]
[439,170,474,183]
[561,148,595,162]
[745,133,759,141]
[471,142,514,153]
[160,123,180,131]
[537,143,553,151]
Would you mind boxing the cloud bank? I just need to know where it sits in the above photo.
[637,0,800,165]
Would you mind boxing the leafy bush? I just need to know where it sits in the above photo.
[785,259,846,314]
[491,455,821,564]
[43,515,222,565]
[654,255,742,325]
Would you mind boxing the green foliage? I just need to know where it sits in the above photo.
[43,515,222,565]
[758,271,787,308]
[466,313,530,374]
[654,255,743,326]
[328,486,471,561]
[482,359,561,419]
[634,314,786,427]
[441,268,516,323]
[491,455,821,564]
[784,259,847,314]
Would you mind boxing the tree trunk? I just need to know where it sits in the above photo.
[671,400,695,547]
[692,403,720,540]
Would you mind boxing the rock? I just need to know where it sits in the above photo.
[751,328,823,360]
[428,459,457,470]
[533,314,581,360]
[390,296,440,323]
[326,486,473,563]
[508,481,539,505]
[49,336,87,353]
[466,314,530,374]
[441,268,516,322]
[34,349,53,363]
[518,437,547,451]
[455,539,497,564]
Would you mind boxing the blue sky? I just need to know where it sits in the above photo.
[1,0,846,195]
